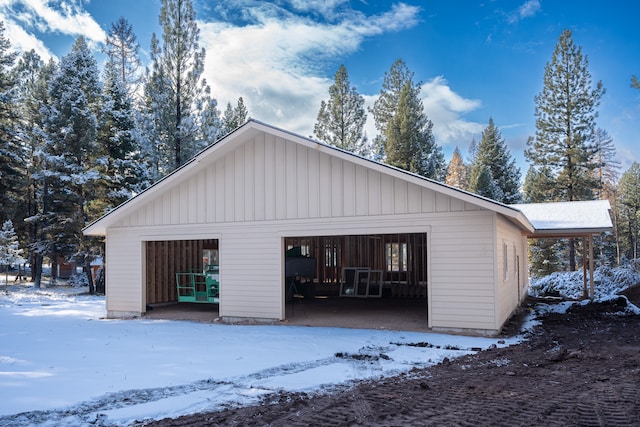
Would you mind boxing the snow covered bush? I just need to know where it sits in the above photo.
[529,261,640,299]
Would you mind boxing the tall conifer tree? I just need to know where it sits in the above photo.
[384,81,445,180]
[41,37,102,281]
[103,17,141,101]
[525,29,604,270]
[371,59,416,159]
[0,22,21,225]
[445,147,469,189]
[618,163,640,260]
[143,0,218,172]
[469,118,521,203]
[314,64,368,156]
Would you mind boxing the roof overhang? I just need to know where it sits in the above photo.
[510,200,613,238]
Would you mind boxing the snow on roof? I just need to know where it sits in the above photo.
[510,200,613,236]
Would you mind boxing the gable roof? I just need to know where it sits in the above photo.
[83,119,534,236]
[511,200,613,237]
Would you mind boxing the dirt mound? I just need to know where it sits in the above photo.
[145,301,640,426]
[621,282,640,307]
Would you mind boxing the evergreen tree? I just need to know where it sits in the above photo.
[470,165,503,200]
[522,165,563,275]
[41,36,102,283]
[591,128,620,200]
[0,21,21,226]
[220,96,249,137]
[370,59,417,159]
[144,0,216,172]
[445,147,469,189]
[632,75,640,89]
[590,128,620,265]
[103,17,141,101]
[314,64,368,156]
[523,165,555,203]
[469,118,521,203]
[525,29,604,270]
[0,220,24,292]
[384,81,445,180]
[618,162,640,260]
[14,52,55,285]
[91,59,146,220]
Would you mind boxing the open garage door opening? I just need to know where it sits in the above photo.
[284,233,429,330]
[145,239,219,307]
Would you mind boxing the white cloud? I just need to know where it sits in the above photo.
[0,15,54,60]
[508,0,541,24]
[199,2,421,136]
[0,0,105,58]
[419,76,484,146]
[20,0,105,42]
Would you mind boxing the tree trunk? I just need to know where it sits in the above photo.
[569,238,576,271]
[34,253,43,289]
[84,260,95,295]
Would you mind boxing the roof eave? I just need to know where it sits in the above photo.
[525,227,613,238]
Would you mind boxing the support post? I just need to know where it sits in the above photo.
[589,234,595,297]
[582,236,588,299]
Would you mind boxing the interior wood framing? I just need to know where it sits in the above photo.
[145,239,218,304]
[285,233,428,298]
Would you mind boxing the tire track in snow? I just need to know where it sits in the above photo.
[0,349,396,426]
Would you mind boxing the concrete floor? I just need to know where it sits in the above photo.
[144,296,430,332]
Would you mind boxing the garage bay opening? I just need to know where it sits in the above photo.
[145,239,219,306]
[284,233,428,330]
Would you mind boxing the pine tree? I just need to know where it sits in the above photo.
[220,96,249,137]
[314,64,368,156]
[0,220,24,292]
[445,147,469,189]
[523,165,555,203]
[522,165,564,275]
[0,21,21,226]
[525,29,604,270]
[91,59,146,220]
[14,52,56,285]
[590,128,620,265]
[470,165,503,200]
[618,162,640,260]
[371,59,417,159]
[384,81,445,180]
[591,128,620,200]
[103,17,141,101]
[42,36,102,283]
[144,0,216,171]
[468,118,521,203]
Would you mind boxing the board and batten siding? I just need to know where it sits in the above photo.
[105,228,144,316]
[429,211,497,332]
[102,129,514,332]
[112,132,480,229]
[495,216,529,327]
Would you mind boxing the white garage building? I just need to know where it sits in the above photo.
[83,120,612,335]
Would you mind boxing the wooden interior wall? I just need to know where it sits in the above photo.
[145,239,218,304]
[285,233,427,298]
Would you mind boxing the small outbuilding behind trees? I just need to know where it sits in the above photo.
[84,120,612,335]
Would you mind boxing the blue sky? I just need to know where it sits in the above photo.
[2,0,639,177]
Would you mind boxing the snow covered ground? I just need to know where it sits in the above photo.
[529,261,640,299]
[0,280,524,427]
[2,263,638,427]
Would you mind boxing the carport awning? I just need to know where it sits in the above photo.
[510,200,613,238]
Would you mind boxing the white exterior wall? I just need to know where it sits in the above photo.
[429,211,497,331]
[495,215,528,328]
[105,228,143,317]
[101,129,514,332]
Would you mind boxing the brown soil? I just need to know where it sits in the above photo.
[144,296,640,427]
